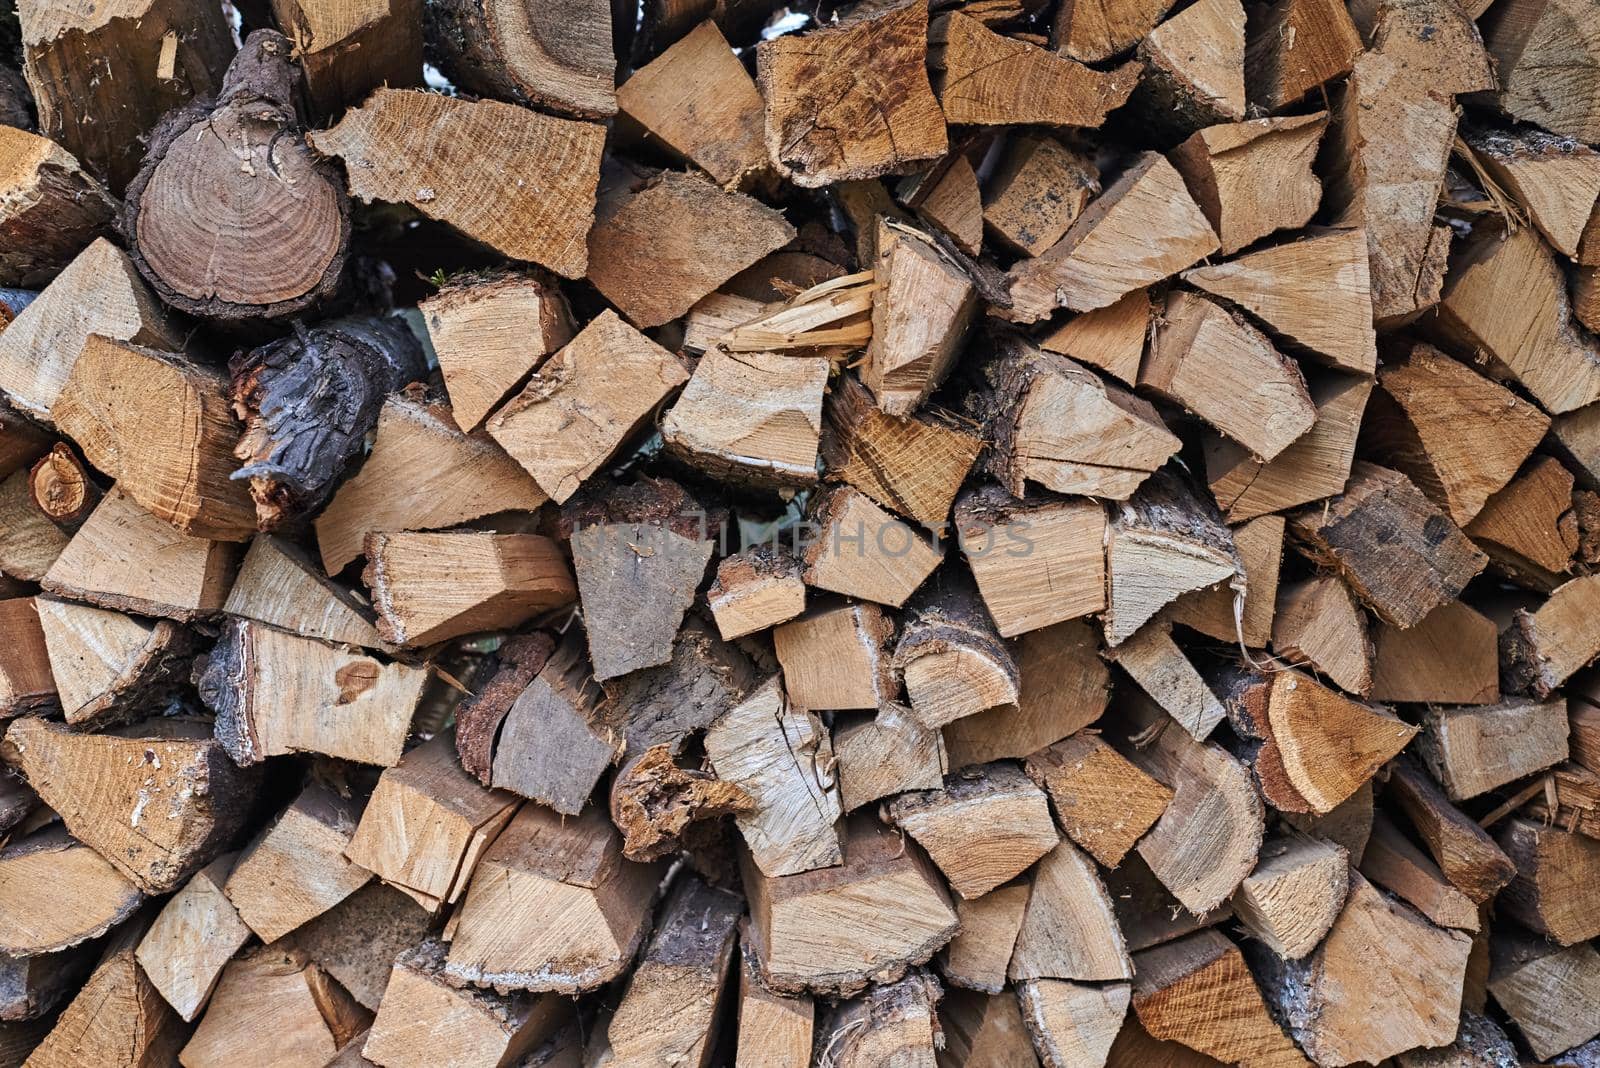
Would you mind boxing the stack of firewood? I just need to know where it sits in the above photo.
[3,0,1600,1062]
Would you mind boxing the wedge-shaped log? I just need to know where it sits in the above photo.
[136,854,250,1022]
[181,946,371,1068]
[1169,114,1325,255]
[887,764,1057,899]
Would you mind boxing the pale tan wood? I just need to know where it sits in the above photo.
[181,946,371,1068]
[0,597,53,717]
[1466,456,1579,591]
[1417,699,1568,801]
[981,135,1098,258]
[0,827,143,956]
[1282,778,1373,865]
[1360,814,1479,932]
[1010,840,1131,982]
[1109,620,1228,739]
[940,988,1042,1068]
[735,950,812,1068]
[704,676,843,877]
[1052,0,1176,60]
[814,969,941,1068]
[1039,289,1147,387]
[0,239,180,421]
[888,764,1057,899]
[1183,228,1375,374]
[1487,935,1600,1061]
[197,619,427,768]
[445,804,662,993]
[933,13,1139,127]
[907,153,984,256]
[941,883,1029,993]
[1271,575,1371,696]
[955,486,1106,638]
[1142,290,1315,463]
[1170,114,1325,256]
[0,126,115,287]
[772,601,895,711]
[1105,472,1239,646]
[29,441,100,530]
[742,812,958,996]
[709,269,873,358]
[756,0,947,187]
[863,219,978,416]
[1008,153,1219,323]
[309,90,605,279]
[136,854,250,1022]
[895,577,1018,729]
[1386,758,1516,903]
[1021,982,1129,1068]
[223,536,382,649]
[1483,0,1600,143]
[419,272,574,433]
[1231,833,1348,960]
[1497,817,1600,945]
[832,704,947,812]
[1369,599,1499,705]
[315,391,547,574]
[706,547,806,641]
[1504,574,1600,696]
[1134,0,1247,136]
[660,349,828,489]
[344,731,520,911]
[2,717,254,894]
[1026,733,1173,867]
[34,598,185,727]
[1167,513,1284,649]
[1465,127,1600,262]
[1245,0,1361,109]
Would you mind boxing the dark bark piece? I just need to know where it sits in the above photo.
[454,632,557,783]
[123,30,351,323]
[231,315,426,530]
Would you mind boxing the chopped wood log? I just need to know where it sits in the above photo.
[1105,471,1239,646]
[0,238,180,420]
[1131,929,1308,1066]
[610,744,751,861]
[863,219,978,417]
[445,804,661,993]
[1521,761,1600,839]
[486,311,688,504]
[1385,758,1516,902]
[269,0,421,118]
[1039,289,1147,388]
[0,827,143,956]
[832,704,947,812]
[28,443,99,532]
[1462,126,1600,262]
[932,13,1139,127]
[0,401,51,481]
[309,89,606,279]
[756,0,946,187]
[180,946,371,1068]
[887,764,1056,899]
[704,676,842,877]
[606,876,740,1065]
[966,336,1179,501]
[1360,814,1479,932]
[230,315,426,529]
[1416,699,1568,801]
[1007,153,1219,322]
[943,619,1110,767]
[1244,0,1361,109]
[813,969,942,1068]
[1108,850,1236,953]
[363,939,564,1068]
[16,0,232,191]
[1271,575,1370,696]
[941,987,1041,1068]
[1025,733,1172,867]
[955,486,1107,638]
[285,883,439,1010]
[941,882,1029,993]
[742,812,958,996]
[1166,513,1284,649]
[773,600,895,711]
[660,349,828,489]
[1207,371,1371,522]
[1497,817,1600,945]
[0,125,115,287]
[0,597,53,718]
[1223,669,1417,815]
[223,536,381,649]
[1289,463,1486,628]
[1231,833,1348,962]
[707,268,874,357]
[345,731,519,911]
[586,171,795,329]
[1482,0,1600,143]
[1170,114,1325,256]
[136,854,250,1022]
[196,619,428,767]
[1143,290,1315,463]
[315,390,546,574]
[2,717,256,893]
[902,152,985,256]
[735,948,813,1068]
[1051,0,1174,60]
[0,467,67,581]
[894,575,1018,728]
[419,272,572,434]
[1436,225,1600,415]
[33,593,187,724]
[1493,937,1600,1062]
[1131,0,1247,137]
[224,783,370,944]
[1370,600,1499,705]
[706,547,806,641]
[1503,575,1600,697]
[1466,456,1579,592]
[980,135,1098,258]
[1109,620,1229,739]
[425,0,613,118]
[1019,980,1128,1068]
[1009,840,1131,983]
[481,636,613,814]
[1183,228,1375,374]
[123,30,350,323]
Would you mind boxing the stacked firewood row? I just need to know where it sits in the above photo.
[4,0,1600,1063]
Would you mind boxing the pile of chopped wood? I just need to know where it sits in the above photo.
[3,0,1600,1063]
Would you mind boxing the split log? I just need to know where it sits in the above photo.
[0,238,180,420]
[616,21,766,189]
[893,576,1017,728]
[1463,126,1600,262]
[1169,114,1325,256]
[2,717,256,893]
[955,486,1107,638]
[223,536,381,649]
[0,125,116,287]
[904,154,985,257]
[1521,762,1600,840]
[941,987,1041,1068]
[941,883,1029,993]
[1466,456,1580,591]
[135,855,251,1022]
[660,349,828,489]
[813,969,942,1068]
[1502,575,1600,697]
[485,311,689,504]
[742,812,958,996]
[195,618,428,767]
[0,827,143,956]
[424,0,613,118]
[1416,699,1568,800]
[123,30,350,323]
[1109,620,1228,738]
[309,89,606,279]
[586,171,795,329]
[756,0,947,187]
[444,804,661,993]
[704,676,842,877]
[1486,934,1600,1060]
[932,13,1139,127]
[707,547,806,641]
[1360,814,1479,932]
[981,135,1098,258]
[1017,980,1129,1068]
[1166,513,1284,649]
[28,443,99,531]
[1370,600,1499,705]
[0,467,67,581]
[1482,0,1600,143]
[1025,733,1173,867]
[1007,153,1219,322]
[1142,290,1315,463]
[863,219,979,416]
[1182,228,1376,374]
[1231,833,1348,960]
[315,390,546,574]
[802,485,942,606]
[1009,840,1131,982]
[1132,0,1247,137]
[345,731,520,911]
[1271,575,1371,696]
[610,744,751,861]
[887,764,1057,900]
[38,596,193,730]
[269,0,421,118]
[1385,758,1516,902]
[419,272,572,434]
[1244,0,1361,109]
[772,601,896,711]
[735,949,812,1068]
[180,946,371,1068]
[1497,817,1600,945]
[1039,288,1147,387]
[484,636,613,814]
[284,881,440,1013]
[832,704,947,812]
[230,315,426,529]
[0,597,53,717]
